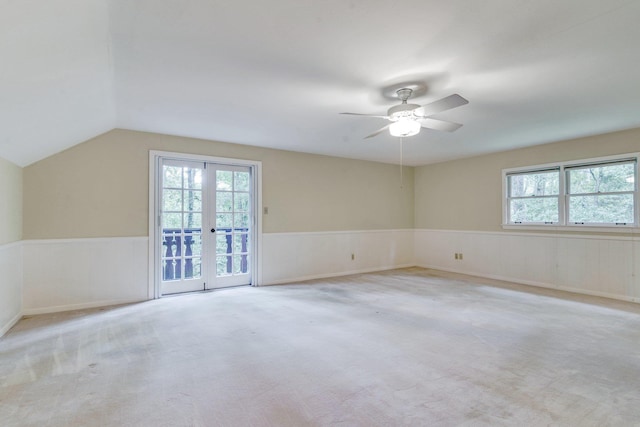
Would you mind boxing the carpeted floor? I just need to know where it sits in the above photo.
[1,267,639,426]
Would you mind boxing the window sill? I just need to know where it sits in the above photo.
[502,224,638,233]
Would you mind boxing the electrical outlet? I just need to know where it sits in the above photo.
[459,253,463,260]
[454,253,459,260]
[263,207,269,215]
[351,253,355,260]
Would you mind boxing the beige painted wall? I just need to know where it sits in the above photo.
[0,156,23,244]
[23,129,414,239]
[415,127,640,232]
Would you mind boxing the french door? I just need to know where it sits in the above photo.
[209,165,252,288]
[159,159,254,295]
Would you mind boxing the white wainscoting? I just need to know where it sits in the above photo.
[261,229,414,285]
[18,231,413,314]
[23,237,149,315]
[19,229,638,316]
[0,241,23,337]
[415,229,640,303]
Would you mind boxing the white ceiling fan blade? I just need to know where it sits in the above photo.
[364,124,390,139]
[414,94,469,117]
[420,118,463,132]
[340,112,389,119]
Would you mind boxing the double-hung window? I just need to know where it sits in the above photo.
[507,169,560,224]
[504,154,638,229]
[566,160,635,225]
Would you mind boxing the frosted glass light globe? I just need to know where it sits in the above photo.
[389,119,421,137]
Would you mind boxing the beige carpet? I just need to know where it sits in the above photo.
[1,268,639,426]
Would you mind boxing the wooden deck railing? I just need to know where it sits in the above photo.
[162,228,248,280]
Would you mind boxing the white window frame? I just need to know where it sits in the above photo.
[502,153,639,232]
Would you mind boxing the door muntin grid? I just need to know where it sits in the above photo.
[161,164,203,282]
[214,169,251,278]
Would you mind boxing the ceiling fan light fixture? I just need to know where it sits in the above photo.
[389,119,421,137]
[341,88,467,139]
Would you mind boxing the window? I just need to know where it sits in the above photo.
[566,161,635,225]
[507,169,560,224]
[504,155,638,228]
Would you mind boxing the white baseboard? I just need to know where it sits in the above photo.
[23,298,147,316]
[0,310,22,338]
[262,263,415,286]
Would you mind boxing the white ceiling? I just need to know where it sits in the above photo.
[2,0,640,167]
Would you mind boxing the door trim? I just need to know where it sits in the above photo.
[148,150,263,299]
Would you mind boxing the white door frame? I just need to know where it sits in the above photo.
[148,150,263,299]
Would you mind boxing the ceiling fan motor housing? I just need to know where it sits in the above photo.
[387,103,421,120]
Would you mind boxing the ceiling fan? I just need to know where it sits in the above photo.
[341,88,469,139]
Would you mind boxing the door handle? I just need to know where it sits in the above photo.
[211,228,216,233]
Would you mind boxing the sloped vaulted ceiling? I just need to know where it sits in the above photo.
[1,0,115,166]
[2,0,640,167]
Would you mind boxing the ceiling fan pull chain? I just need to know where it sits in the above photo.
[400,137,404,188]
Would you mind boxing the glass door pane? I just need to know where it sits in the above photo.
[160,161,206,295]
[209,166,252,288]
